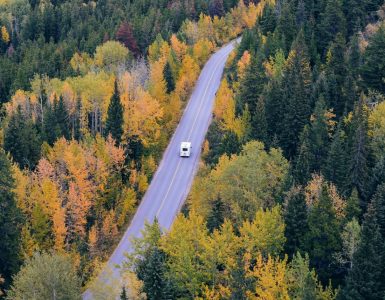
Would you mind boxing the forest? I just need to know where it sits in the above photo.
[1,0,385,299]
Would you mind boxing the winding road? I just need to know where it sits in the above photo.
[83,39,239,299]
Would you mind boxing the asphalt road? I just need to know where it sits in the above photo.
[83,39,239,299]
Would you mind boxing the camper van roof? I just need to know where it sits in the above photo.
[181,142,191,147]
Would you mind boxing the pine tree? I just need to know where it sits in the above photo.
[325,34,347,117]
[105,80,124,145]
[43,100,60,145]
[163,61,175,94]
[56,95,70,140]
[280,30,312,158]
[275,0,297,54]
[308,96,330,172]
[207,197,225,233]
[0,149,23,290]
[346,96,371,207]
[208,0,225,17]
[4,106,41,169]
[361,25,385,94]
[341,203,385,299]
[304,184,342,283]
[323,126,348,195]
[251,96,268,144]
[73,96,82,140]
[284,187,308,257]
[137,247,174,300]
[317,0,346,58]
[345,188,362,221]
[292,125,313,186]
[120,287,128,300]
[238,52,267,116]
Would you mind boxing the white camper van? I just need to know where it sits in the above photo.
[180,142,191,157]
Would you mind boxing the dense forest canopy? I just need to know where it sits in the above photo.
[1,0,385,298]
[0,0,269,297]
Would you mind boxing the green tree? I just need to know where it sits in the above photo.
[238,53,267,117]
[346,96,371,206]
[324,126,348,195]
[304,184,342,283]
[284,187,308,257]
[280,30,312,158]
[163,61,175,93]
[55,95,71,140]
[292,125,312,186]
[7,252,82,300]
[361,25,385,94]
[345,188,362,221]
[0,150,23,290]
[318,0,346,58]
[341,203,385,299]
[4,106,42,169]
[105,80,124,145]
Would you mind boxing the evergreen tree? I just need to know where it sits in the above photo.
[120,287,128,300]
[284,187,308,257]
[308,96,330,172]
[275,0,297,54]
[237,53,267,116]
[137,247,174,300]
[4,106,41,169]
[0,149,23,290]
[341,203,385,299]
[56,95,70,140]
[325,34,347,117]
[292,125,312,186]
[368,156,385,200]
[259,4,277,35]
[43,100,60,145]
[346,96,371,207]
[304,184,342,283]
[317,0,346,58]
[163,61,175,94]
[361,25,385,94]
[345,188,362,222]
[280,30,312,158]
[207,197,225,232]
[73,96,82,140]
[324,126,348,195]
[105,80,124,145]
[208,0,225,17]
[251,96,268,144]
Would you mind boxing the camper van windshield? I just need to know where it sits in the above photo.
[182,148,188,151]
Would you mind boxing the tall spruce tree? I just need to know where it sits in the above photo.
[105,80,124,145]
[238,52,267,116]
[308,96,330,172]
[4,106,41,169]
[56,95,70,140]
[341,198,385,299]
[346,96,371,207]
[293,125,313,186]
[284,187,308,257]
[163,61,175,94]
[304,184,342,283]
[280,30,312,158]
[0,149,23,290]
[361,25,385,94]
[324,126,348,195]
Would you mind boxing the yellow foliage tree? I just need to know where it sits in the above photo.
[1,25,10,43]
[246,254,290,300]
